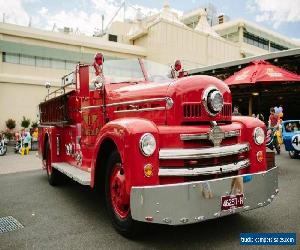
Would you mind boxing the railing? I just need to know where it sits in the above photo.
[45,70,76,101]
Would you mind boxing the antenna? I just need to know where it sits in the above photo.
[101,14,104,34]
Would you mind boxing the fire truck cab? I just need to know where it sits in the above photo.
[38,53,278,237]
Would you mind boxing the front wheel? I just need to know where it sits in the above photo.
[105,151,143,238]
[289,151,299,159]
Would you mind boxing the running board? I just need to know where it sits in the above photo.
[52,163,91,185]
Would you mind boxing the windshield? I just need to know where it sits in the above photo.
[100,59,172,84]
[284,121,300,132]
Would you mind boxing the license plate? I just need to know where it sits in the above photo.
[221,194,244,211]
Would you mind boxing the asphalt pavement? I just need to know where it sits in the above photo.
[0,147,299,250]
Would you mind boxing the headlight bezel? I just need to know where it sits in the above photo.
[139,133,156,156]
[203,87,224,116]
[253,127,265,145]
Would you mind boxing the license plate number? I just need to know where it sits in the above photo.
[221,194,244,211]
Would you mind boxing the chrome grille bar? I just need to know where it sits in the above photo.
[159,143,249,160]
[159,159,249,176]
[180,130,240,141]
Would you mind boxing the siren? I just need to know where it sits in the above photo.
[94,52,104,66]
[93,53,104,76]
[174,60,182,71]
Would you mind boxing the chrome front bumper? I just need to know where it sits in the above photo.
[130,167,278,225]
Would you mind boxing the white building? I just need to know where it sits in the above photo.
[0,3,299,130]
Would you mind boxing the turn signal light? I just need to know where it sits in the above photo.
[256,151,264,162]
[144,164,153,177]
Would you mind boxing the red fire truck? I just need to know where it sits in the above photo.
[38,53,278,237]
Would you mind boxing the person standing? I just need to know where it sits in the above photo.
[268,107,279,128]
[22,132,32,155]
[232,105,241,116]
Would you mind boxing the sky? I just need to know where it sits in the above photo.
[0,0,299,41]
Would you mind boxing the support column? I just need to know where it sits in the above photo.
[248,95,253,116]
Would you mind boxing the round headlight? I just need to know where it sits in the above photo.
[203,88,224,116]
[140,133,156,156]
[253,127,265,145]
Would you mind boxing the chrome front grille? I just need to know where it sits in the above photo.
[159,143,249,177]
[159,143,249,160]
[221,104,232,117]
[159,159,249,176]
[183,103,201,119]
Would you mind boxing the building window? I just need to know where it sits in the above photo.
[270,42,287,52]
[3,52,20,64]
[52,59,66,69]
[2,52,81,70]
[66,61,77,70]
[20,54,35,66]
[108,34,118,42]
[243,31,288,52]
[36,57,51,68]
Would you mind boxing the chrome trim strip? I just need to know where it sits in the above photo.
[81,105,102,111]
[114,107,165,113]
[159,143,249,160]
[39,121,68,126]
[106,97,169,107]
[158,159,249,176]
[38,125,55,128]
[180,134,209,140]
[225,130,240,137]
[180,130,240,141]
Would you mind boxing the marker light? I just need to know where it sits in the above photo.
[256,151,264,162]
[144,164,154,177]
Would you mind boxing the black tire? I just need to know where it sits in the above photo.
[45,141,61,186]
[0,146,7,156]
[105,151,143,238]
[289,151,299,159]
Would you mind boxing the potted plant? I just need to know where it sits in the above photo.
[21,116,31,129]
[6,118,16,131]
[5,118,16,146]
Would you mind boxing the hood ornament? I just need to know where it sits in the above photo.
[208,124,225,146]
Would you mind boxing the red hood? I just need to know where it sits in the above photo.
[105,75,232,125]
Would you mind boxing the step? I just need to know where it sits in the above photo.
[52,163,91,185]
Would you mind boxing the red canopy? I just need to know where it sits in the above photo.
[225,60,300,86]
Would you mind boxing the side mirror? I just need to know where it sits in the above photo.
[45,81,51,89]
[170,60,182,79]
[45,81,51,96]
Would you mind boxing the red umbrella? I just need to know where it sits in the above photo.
[225,60,300,86]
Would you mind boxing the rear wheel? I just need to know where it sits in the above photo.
[105,151,143,238]
[289,151,299,159]
[45,142,61,186]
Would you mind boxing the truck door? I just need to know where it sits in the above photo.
[79,87,105,170]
